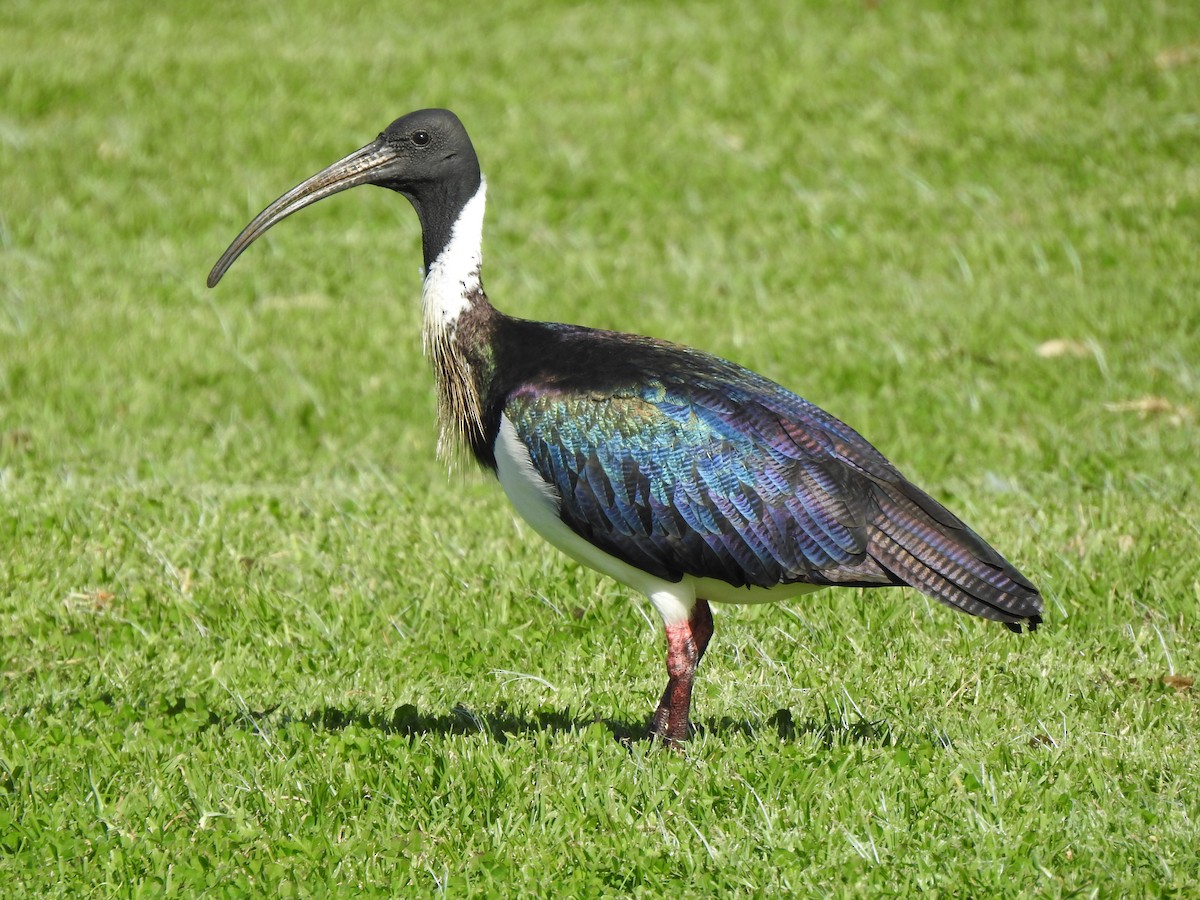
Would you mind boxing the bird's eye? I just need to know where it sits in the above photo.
[411,131,431,146]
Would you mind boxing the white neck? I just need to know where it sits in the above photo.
[419,178,488,462]
[421,177,487,335]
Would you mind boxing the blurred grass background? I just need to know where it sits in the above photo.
[2,0,1198,895]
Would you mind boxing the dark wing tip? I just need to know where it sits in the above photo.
[1004,611,1043,634]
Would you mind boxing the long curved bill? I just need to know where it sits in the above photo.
[207,138,397,288]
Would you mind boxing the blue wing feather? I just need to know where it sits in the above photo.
[505,368,880,589]
[487,323,1039,627]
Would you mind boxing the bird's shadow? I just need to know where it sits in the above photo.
[281,703,892,749]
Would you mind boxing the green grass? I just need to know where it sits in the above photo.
[2,0,1198,894]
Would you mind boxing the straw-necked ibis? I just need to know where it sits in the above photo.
[209,109,1041,744]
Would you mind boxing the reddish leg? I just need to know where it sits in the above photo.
[649,598,714,744]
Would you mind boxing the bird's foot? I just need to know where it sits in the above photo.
[646,599,713,746]
[648,677,693,745]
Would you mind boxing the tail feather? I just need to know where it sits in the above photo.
[867,480,1042,631]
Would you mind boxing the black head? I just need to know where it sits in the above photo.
[208,109,482,287]
[374,109,479,197]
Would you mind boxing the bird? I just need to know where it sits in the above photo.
[209,109,1041,744]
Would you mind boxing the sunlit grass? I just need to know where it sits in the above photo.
[2,0,1198,894]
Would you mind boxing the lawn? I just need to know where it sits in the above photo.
[2,0,1198,895]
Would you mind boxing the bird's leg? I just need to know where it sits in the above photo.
[649,598,714,744]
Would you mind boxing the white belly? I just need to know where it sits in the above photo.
[493,415,819,627]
